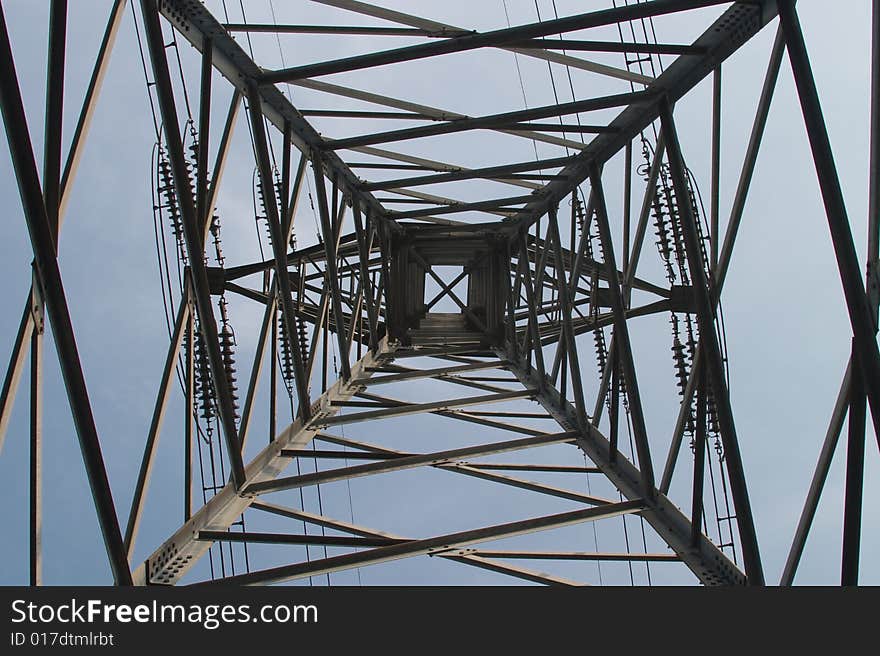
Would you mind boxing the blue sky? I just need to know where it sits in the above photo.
[0,0,877,586]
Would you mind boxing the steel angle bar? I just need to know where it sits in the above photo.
[247,83,312,417]
[504,352,746,585]
[313,390,537,428]
[244,431,578,495]
[29,277,43,586]
[197,531,406,548]
[357,361,508,386]
[0,3,131,584]
[202,500,644,585]
[659,99,763,584]
[251,502,584,585]
[0,298,33,454]
[778,0,880,442]
[439,554,584,586]
[293,79,584,152]
[238,281,278,451]
[438,463,612,505]
[589,168,656,495]
[157,1,387,223]
[223,23,442,37]
[131,340,393,585]
[124,289,192,558]
[140,0,246,487]
[504,1,778,234]
[307,0,725,84]
[0,0,128,452]
[312,152,354,379]
[327,91,650,151]
[465,550,679,562]
[660,29,784,494]
[360,156,574,192]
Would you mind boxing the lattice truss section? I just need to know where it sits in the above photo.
[3,0,879,587]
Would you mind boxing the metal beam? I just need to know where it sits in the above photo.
[28,282,43,586]
[0,0,128,453]
[505,353,745,585]
[140,0,245,486]
[244,430,577,495]
[0,2,131,584]
[841,347,865,585]
[124,289,191,559]
[317,390,535,427]
[132,342,390,585]
[312,0,652,85]
[660,29,784,494]
[161,1,388,224]
[203,500,645,585]
[293,79,584,152]
[659,99,763,584]
[198,531,405,548]
[246,82,313,417]
[778,0,880,440]
[589,166,656,496]
[466,550,679,562]
[312,152,354,380]
[779,362,850,585]
[328,91,650,151]
[503,1,778,234]
[272,0,727,84]
[43,0,66,241]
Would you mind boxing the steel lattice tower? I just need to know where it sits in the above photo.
[0,0,877,587]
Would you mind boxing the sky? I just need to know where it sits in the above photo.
[0,0,877,586]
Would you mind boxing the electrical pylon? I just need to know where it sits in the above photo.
[0,0,877,587]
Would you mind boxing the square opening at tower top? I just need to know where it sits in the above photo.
[423,265,467,315]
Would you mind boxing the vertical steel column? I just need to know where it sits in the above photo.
[661,30,784,496]
[124,292,191,558]
[196,38,212,223]
[780,361,850,585]
[691,364,707,547]
[710,66,721,270]
[589,164,656,497]
[716,26,785,292]
[59,0,127,220]
[269,299,278,443]
[238,284,278,450]
[547,208,588,426]
[245,82,313,418]
[184,307,194,521]
[870,0,880,274]
[1,1,127,455]
[777,0,880,433]
[29,281,43,586]
[0,1,131,585]
[312,152,353,380]
[0,299,33,455]
[43,0,66,241]
[659,98,764,585]
[353,202,379,353]
[623,142,632,277]
[841,345,865,585]
[138,0,245,486]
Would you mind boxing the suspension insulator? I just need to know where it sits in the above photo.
[278,307,296,385]
[297,313,309,368]
[194,328,216,428]
[219,324,240,421]
[156,151,188,265]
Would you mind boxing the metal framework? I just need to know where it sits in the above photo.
[0,0,877,586]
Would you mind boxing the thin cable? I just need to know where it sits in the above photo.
[502,0,541,167]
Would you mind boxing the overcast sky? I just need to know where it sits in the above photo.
[0,0,877,586]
